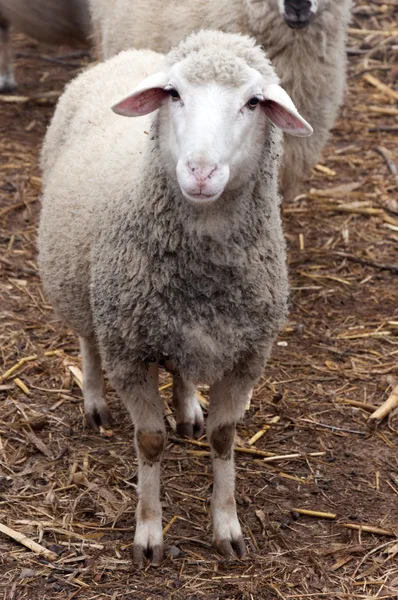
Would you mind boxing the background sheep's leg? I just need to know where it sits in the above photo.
[172,374,204,439]
[121,362,166,568]
[0,17,16,92]
[79,336,111,430]
[208,370,258,558]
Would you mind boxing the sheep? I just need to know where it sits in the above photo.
[0,0,91,93]
[38,30,312,565]
[89,0,351,200]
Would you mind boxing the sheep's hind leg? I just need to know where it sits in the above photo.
[208,371,257,559]
[79,336,111,430]
[0,19,16,93]
[172,374,204,439]
[121,363,165,567]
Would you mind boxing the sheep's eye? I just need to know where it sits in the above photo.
[169,88,181,101]
[247,97,260,110]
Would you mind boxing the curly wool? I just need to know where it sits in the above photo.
[165,29,278,86]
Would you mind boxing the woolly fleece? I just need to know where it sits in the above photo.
[38,31,289,391]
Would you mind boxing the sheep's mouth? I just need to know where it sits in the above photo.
[284,12,314,29]
[182,190,223,205]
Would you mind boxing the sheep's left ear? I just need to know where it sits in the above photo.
[262,83,313,137]
[112,71,169,117]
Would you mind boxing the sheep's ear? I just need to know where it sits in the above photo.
[112,71,169,117]
[261,83,313,137]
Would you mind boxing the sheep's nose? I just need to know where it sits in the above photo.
[188,162,217,186]
[283,0,313,28]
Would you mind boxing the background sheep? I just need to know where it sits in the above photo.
[89,0,351,200]
[38,30,312,565]
[0,0,90,92]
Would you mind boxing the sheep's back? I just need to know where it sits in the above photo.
[0,0,91,45]
[90,0,246,59]
[38,49,163,335]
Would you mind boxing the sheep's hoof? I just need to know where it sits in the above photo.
[214,536,246,559]
[133,543,163,568]
[0,73,17,94]
[0,82,16,93]
[176,419,204,440]
[85,401,112,431]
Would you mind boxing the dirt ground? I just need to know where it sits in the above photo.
[1,3,397,599]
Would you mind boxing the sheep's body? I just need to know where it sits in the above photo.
[89,0,351,198]
[39,31,293,564]
[39,39,288,387]
[40,50,163,340]
[0,0,90,92]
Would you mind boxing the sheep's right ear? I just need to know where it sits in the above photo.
[112,71,169,117]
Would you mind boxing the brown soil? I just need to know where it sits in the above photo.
[1,6,398,599]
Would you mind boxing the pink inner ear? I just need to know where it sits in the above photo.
[263,100,307,134]
[114,88,168,117]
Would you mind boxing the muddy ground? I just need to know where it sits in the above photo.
[0,4,397,599]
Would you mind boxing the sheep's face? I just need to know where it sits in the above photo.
[161,65,275,205]
[112,61,312,206]
[277,0,318,28]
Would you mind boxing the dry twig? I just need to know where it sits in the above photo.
[170,437,325,461]
[0,91,61,104]
[292,508,336,519]
[0,350,63,382]
[362,73,398,101]
[343,523,396,537]
[0,522,58,561]
[369,384,398,421]
[375,146,398,183]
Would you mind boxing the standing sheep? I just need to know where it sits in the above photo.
[38,30,312,565]
[89,0,351,199]
[0,0,90,92]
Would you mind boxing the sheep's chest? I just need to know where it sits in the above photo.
[124,242,286,382]
[92,210,288,383]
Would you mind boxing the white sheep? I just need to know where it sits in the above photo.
[38,30,312,565]
[89,0,351,199]
[0,0,90,92]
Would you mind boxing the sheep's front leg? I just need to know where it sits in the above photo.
[121,363,166,568]
[208,372,256,559]
[172,374,204,439]
[79,336,111,430]
[0,19,16,93]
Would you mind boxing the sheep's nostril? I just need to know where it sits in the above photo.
[187,162,217,183]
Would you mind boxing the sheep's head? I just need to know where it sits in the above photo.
[112,32,312,206]
[278,0,318,28]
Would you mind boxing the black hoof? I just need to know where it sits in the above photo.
[85,404,112,431]
[133,544,164,568]
[176,419,204,439]
[214,536,246,559]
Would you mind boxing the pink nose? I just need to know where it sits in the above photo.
[188,162,217,186]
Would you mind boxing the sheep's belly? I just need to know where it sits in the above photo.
[138,301,280,384]
[165,322,257,383]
